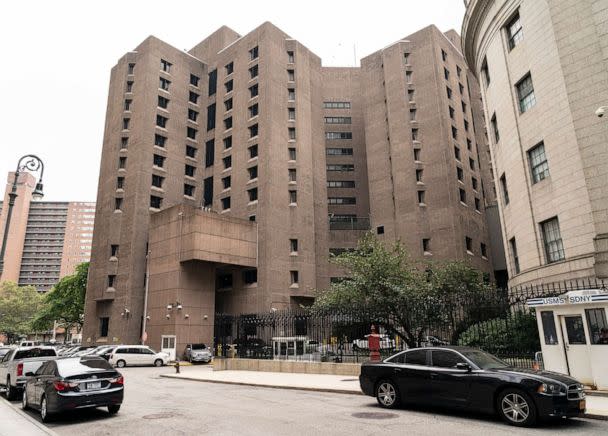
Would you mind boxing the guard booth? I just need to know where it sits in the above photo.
[527,289,608,389]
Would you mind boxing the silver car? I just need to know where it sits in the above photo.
[184,344,212,363]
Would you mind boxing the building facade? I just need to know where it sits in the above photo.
[462,0,608,286]
[0,172,95,291]
[82,23,495,354]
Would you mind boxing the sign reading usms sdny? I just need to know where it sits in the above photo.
[527,289,608,307]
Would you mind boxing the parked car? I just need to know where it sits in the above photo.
[184,344,212,363]
[108,346,170,368]
[0,347,11,359]
[0,347,58,400]
[22,356,124,422]
[91,346,119,361]
[359,346,586,427]
[19,341,40,347]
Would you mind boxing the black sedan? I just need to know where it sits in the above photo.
[359,346,585,427]
[22,356,124,422]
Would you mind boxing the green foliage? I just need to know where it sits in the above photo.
[457,313,540,353]
[30,262,89,332]
[313,233,495,347]
[0,281,45,341]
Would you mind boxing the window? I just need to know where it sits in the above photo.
[406,71,413,83]
[472,177,478,190]
[225,62,234,75]
[410,109,417,121]
[469,158,475,171]
[185,164,196,177]
[441,49,447,62]
[408,90,415,102]
[128,63,135,74]
[116,177,124,189]
[249,124,259,138]
[208,69,217,96]
[415,169,423,183]
[459,188,467,204]
[528,142,550,183]
[432,350,464,368]
[585,309,608,344]
[184,184,195,197]
[223,156,232,170]
[288,127,296,140]
[323,101,351,109]
[119,156,127,169]
[481,242,487,257]
[186,145,197,158]
[248,166,258,180]
[124,99,132,111]
[249,64,259,79]
[249,215,256,222]
[328,197,356,205]
[456,167,464,182]
[541,311,558,345]
[454,146,461,161]
[325,117,352,124]
[289,147,297,161]
[289,190,297,204]
[413,148,421,161]
[288,69,295,81]
[190,74,200,87]
[326,132,353,140]
[205,140,214,167]
[466,138,472,150]
[451,126,458,140]
[287,50,295,63]
[500,174,509,205]
[224,116,233,130]
[465,236,473,252]
[249,46,259,60]
[541,217,565,263]
[155,134,167,147]
[459,83,465,95]
[249,144,258,159]
[516,74,536,113]
[123,118,130,130]
[188,109,199,122]
[249,84,259,98]
[160,59,172,72]
[462,101,467,113]
[417,191,425,204]
[225,79,234,93]
[250,103,259,118]
[222,176,231,189]
[288,169,297,182]
[481,58,490,87]
[288,88,295,100]
[449,106,455,119]
[326,164,354,172]
[326,148,353,156]
[247,188,258,202]
[464,120,469,132]
[243,269,258,284]
[456,65,461,77]
[156,115,167,128]
[327,180,355,188]
[506,13,524,50]
[150,195,162,209]
[203,177,213,206]
[189,91,200,104]
[290,270,299,285]
[151,174,164,188]
[475,197,481,212]
[159,77,171,91]
[225,98,233,111]
[187,127,197,140]
[126,81,133,92]
[115,198,123,210]
[509,237,520,274]
[223,136,232,149]
[157,96,169,109]
[404,52,410,63]
[490,114,499,143]
[121,137,128,149]
[405,349,427,365]
[377,226,385,235]
[221,196,231,210]
[444,68,450,81]
[288,108,296,120]
[446,86,452,99]
[99,317,109,337]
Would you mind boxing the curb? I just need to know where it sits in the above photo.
[0,397,59,436]
[159,374,363,396]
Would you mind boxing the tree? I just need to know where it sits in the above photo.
[0,281,45,343]
[31,262,89,334]
[313,233,495,348]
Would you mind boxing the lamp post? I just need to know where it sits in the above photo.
[0,155,44,276]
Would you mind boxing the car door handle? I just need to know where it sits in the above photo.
[394,368,402,372]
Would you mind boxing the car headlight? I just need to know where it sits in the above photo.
[537,383,565,395]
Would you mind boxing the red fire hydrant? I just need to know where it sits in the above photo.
[369,325,381,362]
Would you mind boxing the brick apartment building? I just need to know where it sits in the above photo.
[82,22,499,355]
[0,172,95,291]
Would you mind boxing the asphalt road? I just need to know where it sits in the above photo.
[4,366,608,436]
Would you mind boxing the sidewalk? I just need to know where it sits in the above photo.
[162,367,608,419]
[0,397,57,436]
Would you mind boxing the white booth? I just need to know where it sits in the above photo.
[527,289,608,390]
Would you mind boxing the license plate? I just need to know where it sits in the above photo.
[579,400,586,410]
[86,381,102,390]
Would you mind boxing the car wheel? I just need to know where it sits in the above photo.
[154,359,163,367]
[5,377,17,401]
[376,380,400,409]
[116,360,126,368]
[497,389,537,427]
[108,405,121,414]
[40,396,53,423]
[21,388,28,410]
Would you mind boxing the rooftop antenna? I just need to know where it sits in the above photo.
[353,43,357,67]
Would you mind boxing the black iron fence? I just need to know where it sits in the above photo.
[214,278,606,368]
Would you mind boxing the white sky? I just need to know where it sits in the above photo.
[0,0,465,202]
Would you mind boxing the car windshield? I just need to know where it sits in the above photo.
[0,349,9,358]
[190,344,207,350]
[56,357,114,376]
[15,348,56,359]
[461,350,510,369]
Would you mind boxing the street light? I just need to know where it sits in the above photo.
[0,155,45,276]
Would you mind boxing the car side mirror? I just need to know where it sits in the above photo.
[456,363,472,372]
[25,372,35,377]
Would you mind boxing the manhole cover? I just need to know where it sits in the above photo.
[341,378,358,382]
[143,412,181,420]
[352,412,398,420]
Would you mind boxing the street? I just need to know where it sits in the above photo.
[2,366,607,436]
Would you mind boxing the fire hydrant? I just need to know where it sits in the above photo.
[175,360,180,374]
[368,325,381,362]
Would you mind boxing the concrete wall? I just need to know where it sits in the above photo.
[213,357,361,376]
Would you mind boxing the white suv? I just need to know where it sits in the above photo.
[109,346,170,368]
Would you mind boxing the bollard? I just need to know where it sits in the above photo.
[175,360,180,374]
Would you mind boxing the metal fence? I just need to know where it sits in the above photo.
[214,278,607,368]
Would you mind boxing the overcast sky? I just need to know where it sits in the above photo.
[0,0,466,201]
